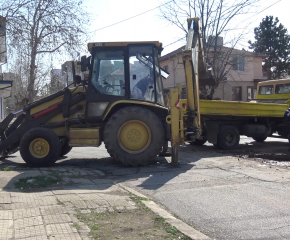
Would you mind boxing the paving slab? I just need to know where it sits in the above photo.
[0,210,13,220]
[14,208,41,219]
[0,229,13,240]
[14,225,46,239]
[43,214,72,225]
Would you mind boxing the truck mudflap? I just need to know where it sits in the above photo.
[0,91,86,158]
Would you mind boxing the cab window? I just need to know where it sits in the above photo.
[259,85,273,95]
[129,46,155,102]
[91,50,125,96]
[275,83,290,94]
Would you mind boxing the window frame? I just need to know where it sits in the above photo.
[275,83,290,94]
[90,47,127,97]
[258,85,274,95]
[232,55,245,72]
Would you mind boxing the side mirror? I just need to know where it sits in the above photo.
[81,56,87,72]
[86,56,92,71]
[74,75,82,84]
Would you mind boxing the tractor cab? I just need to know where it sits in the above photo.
[83,42,168,119]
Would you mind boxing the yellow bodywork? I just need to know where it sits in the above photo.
[180,99,288,118]
[200,100,288,117]
[257,93,289,100]
[69,128,100,147]
[103,100,168,119]
[256,79,290,102]
[166,87,184,147]
[88,41,162,54]
[29,86,86,137]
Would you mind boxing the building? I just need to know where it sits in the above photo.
[159,42,267,102]
[61,61,81,86]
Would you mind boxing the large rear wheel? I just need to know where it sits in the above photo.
[20,128,61,167]
[104,107,164,166]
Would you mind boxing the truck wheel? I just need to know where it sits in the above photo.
[60,141,72,157]
[190,138,207,146]
[104,106,164,166]
[20,128,61,167]
[252,136,267,142]
[217,126,240,150]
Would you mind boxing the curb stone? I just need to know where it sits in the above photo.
[119,184,211,240]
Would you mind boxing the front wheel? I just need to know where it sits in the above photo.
[104,107,164,166]
[20,128,61,167]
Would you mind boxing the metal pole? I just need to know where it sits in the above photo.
[171,145,179,167]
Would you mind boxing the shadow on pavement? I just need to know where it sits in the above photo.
[0,151,196,193]
[1,139,290,193]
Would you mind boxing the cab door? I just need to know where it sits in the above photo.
[85,47,129,120]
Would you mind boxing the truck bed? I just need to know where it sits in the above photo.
[199,100,288,118]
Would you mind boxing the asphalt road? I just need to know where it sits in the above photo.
[2,136,290,240]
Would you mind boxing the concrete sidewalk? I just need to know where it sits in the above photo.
[0,181,135,239]
[0,167,210,240]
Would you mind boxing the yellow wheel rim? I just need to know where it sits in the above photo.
[29,138,50,158]
[118,120,151,154]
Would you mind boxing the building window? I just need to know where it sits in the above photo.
[232,86,242,101]
[232,56,245,71]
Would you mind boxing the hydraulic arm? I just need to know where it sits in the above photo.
[167,17,212,165]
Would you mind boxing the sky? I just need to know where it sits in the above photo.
[82,0,290,57]
[3,0,289,72]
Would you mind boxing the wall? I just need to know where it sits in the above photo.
[253,56,264,79]
[213,81,255,101]
[161,56,185,89]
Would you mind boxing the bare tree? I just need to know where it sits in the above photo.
[159,0,260,98]
[1,0,90,103]
[6,44,51,110]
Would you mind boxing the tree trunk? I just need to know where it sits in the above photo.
[27,49,37,103]
[208,84,218,100]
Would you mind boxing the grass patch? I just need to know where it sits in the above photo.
[130,196,151,212]
[155,216,191,239]
[77,211,100,239]
[0,166,11,171]
[14,174,61,189]
[76,197,192,240]
[71,223,81,230]
[57,200,64,205]
[130,196,149,202]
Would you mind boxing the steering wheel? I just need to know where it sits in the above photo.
[103,80,115,92]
